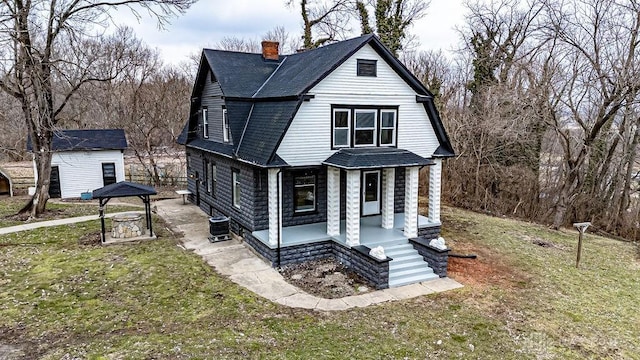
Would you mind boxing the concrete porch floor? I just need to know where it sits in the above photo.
[252,213,440,248]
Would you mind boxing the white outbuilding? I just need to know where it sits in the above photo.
[30,129,127,199]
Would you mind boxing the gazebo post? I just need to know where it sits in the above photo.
[147,195,153,236]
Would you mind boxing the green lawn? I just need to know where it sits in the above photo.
[0,206,638,359]
[0,197,141,228]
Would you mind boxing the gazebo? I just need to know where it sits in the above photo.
[92,181,157,243]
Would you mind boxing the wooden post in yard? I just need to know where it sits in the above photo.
[573,222,591,268]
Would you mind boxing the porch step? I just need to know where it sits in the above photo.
[389,272,439,288]
[368,238,440,288]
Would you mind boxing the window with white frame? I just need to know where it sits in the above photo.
[380,110,397,146]
[333,109,350,148]
[293,172,316,213]
[205,159,211,193]
[354,109,377,146]
[331,106,398,148]
[202,107,209,138]
[210,162,217,197]
[232,169,241,208]
[222,107,230,142]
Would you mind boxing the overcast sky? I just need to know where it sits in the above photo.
[116,0,467,65]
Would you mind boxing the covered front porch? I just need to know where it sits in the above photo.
[252,213,438,248]
[261,148,444,250]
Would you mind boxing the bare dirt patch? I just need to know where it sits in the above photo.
[447,243,530,289]
[279,258,372,299]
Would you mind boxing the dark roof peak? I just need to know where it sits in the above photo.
[27,129,127,152]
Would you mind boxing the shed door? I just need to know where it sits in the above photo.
[102,163,117,186]
[49,166,61,198]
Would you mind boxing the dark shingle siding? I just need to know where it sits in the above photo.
[281,167,327,227]
[200,77,227,143]
[188,148,262,232]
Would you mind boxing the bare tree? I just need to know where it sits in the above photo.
[286,0,351,49]
[355,0,429,56]
[0,0,194,217]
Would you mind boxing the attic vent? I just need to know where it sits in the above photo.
[357,59,377,77]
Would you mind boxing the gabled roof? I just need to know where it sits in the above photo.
[183,34,454,166]
[27,129,127,152]
[92,181,156,199]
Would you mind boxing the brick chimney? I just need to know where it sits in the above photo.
[261,40,280,60]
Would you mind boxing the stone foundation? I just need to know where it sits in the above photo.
[409,237,449,277]
[418,225,441,240]
[111,213,144,239]
[242,231,391,289]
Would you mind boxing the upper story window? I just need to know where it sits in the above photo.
[222,106,230,142]
[333,109,350,148]
[380,110,397,146]
[202,107,209,139]
[332,106,398,149]
[357,59,377,77]
[354,109,377,146]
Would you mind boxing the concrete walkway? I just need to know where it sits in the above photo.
[0,211,143,235]
[155,198,462,311]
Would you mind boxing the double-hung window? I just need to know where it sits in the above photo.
[232,169,241,208]
[204,159,210,193]
[222,107,230,142]
[202,107,209,139]
[333,109,350,148]
[380,110,397,146]
[331,106,398,148]
[354,109,377,147]
[293,172,316,213]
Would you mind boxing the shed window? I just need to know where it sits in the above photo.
[232,169,241,208]
[294,173,316,213]
[202,107,209,139]
[357,59,377,77]
[102,163,116,186]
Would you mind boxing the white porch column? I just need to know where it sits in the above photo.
[268,168,280,247]
[345,169,361,246]
[428,159,442,224]
[326,166,341,236]
[404,166,420,238]
[381,168,395,229]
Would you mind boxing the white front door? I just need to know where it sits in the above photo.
[362,170,381,216]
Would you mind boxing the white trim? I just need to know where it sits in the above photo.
[346,169,361,246]
[326,166,341,236]
[404,166,419,238]
[332,108,351,148]
[222,107,229,142]
[202,107,209,139]
[381,168,395,229]
[232,169,240,209]
[362,170,381,216]
[268,169,279,246]
[354,109,377,147]
[428,159,442,223]
[379,109,397,146]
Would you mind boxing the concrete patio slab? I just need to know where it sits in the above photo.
[422,277,464,292]
[382,283,435,300]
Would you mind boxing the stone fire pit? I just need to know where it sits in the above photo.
[111,213,144,239]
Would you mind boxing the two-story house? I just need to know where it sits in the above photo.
[178,34,454,288]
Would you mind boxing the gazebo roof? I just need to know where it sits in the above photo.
[92,181,157,199]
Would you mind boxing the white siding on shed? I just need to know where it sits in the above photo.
[50,150,125,198]
[276,44,440,166]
